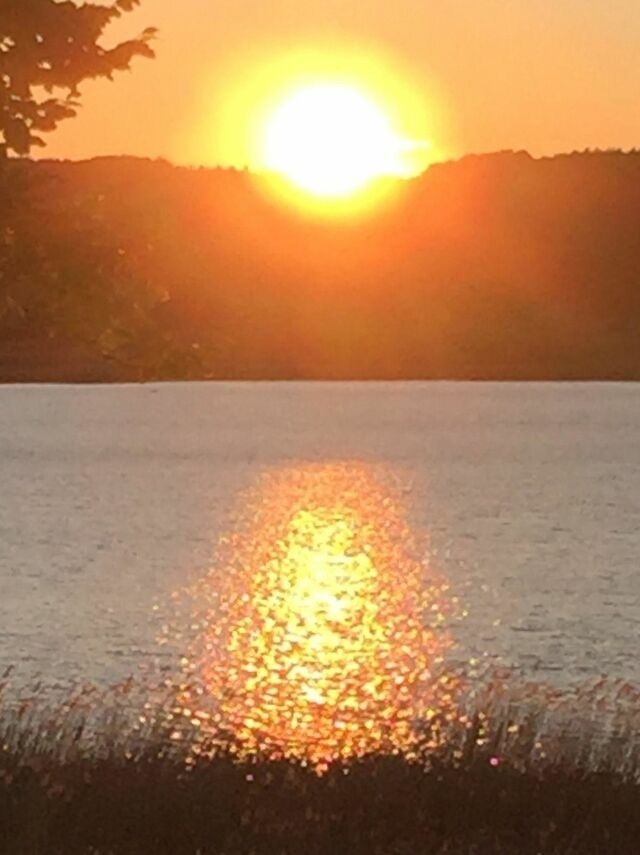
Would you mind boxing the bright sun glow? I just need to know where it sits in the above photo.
[195,44,446,214]
[262,83,428,199]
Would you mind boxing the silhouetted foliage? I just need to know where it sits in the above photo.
[4,751,640,854]
[1,150,640,380]
[0,0,155,157]
[2,675,640,854]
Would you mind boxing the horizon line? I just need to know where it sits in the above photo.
[24,145,640,176]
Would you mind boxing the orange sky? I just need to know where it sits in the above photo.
[41,0,640,167]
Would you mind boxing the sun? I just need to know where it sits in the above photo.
[193,43,445,213]
[261,83,426,199]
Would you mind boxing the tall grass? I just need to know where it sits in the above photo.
[1,670,640,854]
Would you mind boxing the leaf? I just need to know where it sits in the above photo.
[4,117,30,155]
[115,0,142,12]
[0,0,155,156]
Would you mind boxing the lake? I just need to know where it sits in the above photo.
[1,382,639,698]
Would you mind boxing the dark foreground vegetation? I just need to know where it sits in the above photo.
[2,149,640,381]
[2,677,640,853]
[2,748,640,855]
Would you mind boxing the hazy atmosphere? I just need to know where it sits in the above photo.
[2,1,640,852]
[41,0,640,166]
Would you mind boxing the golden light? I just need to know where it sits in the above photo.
[261,83,427,198]
[189,43,448,215]
[167,463,462,771]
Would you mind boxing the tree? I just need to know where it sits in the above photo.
[0,0,155,158]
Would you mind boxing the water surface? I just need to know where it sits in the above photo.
[1,382,639,692]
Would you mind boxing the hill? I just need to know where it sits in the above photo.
[1,150,640,381]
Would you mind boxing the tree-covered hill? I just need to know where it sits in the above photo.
[1,149,639,381]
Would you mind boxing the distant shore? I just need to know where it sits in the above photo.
[2,151,640,385]
[3,338,640,383]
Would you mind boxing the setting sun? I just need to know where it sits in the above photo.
[197,43,442,213]
[262,83,426,198]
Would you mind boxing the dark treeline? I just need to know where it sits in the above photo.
[1,149,639,381]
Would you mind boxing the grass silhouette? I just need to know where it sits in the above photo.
[1,673,639,853]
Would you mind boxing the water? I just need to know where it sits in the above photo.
[1,382,639,695]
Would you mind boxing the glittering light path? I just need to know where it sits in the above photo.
[170,463,460,770]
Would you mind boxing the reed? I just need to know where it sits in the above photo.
[1,672,640,854]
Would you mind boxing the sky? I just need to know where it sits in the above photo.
[41,0,640,167]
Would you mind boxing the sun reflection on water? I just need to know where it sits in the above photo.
[169,463,460,769]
